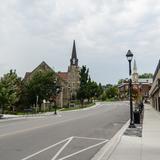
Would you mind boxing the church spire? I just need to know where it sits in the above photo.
[70,40,78,66]
[133,59,137,73]
[132,59,139,83]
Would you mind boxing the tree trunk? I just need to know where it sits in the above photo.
[1,104,4,114]
[39,103,42,112]
[80,99,84,107]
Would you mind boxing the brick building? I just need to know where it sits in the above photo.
[149,60,160,111]
[118,60,152,101]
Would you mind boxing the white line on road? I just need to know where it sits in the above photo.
[51,137,73,160]
[21,137,70,160]
[74,136,107,141]
[91,120,130,160]
[57,139,109,160]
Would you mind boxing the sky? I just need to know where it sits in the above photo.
[0,0,160,84]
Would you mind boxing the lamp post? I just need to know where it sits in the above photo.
[54,87,61,115]
[36,95,39,113]
[53,78,58,115]
[126,50,136,128]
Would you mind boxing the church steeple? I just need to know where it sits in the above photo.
[132,59,139,83]
[133,59,137,73]
[70,40,78,66]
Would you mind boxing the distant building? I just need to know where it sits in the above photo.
[118,60,152,101]
[24,40,80,107]
[149,60,160,111]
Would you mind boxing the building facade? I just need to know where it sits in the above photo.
[118,60,152,101]
[24,40,80,108]
[57,40,80,106]
[149,60,160,111]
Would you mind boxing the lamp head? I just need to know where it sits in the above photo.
[126,50,133,62]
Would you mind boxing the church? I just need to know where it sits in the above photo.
[57,40,80,107]
[24,40,80,107]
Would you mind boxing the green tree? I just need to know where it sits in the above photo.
[105,85,119,100]
[86,80,98,102]
[0,70,21,113]
[96,83,104,98]
[22,70,58,111]
[77,65,89,106]
[118,79,124,85]
[139,73,153,78]
[77,66,104,105]
[86,76,92,102]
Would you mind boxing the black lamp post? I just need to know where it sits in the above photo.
[54,101,57,115]
[126,50,136,128]
[54,86,61,115]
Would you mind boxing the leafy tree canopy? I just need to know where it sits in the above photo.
[105,85,118,99]
[23,70,58,107]
[77,66,104,105]
[139,73,153,78]
[0,70,21,113]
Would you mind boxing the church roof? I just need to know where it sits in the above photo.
[71,40,77,60]
[37,61,53,71]
[57,72,68,81]
[24,72,31,80]
[24,61,55,80]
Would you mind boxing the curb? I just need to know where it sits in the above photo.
[0,113,56,122]
[91,119,130,160]
[59,103,100,113]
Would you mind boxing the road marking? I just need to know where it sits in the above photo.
[74,136,107,141]
[57,139,109,160]
[91,119,130,160]
[21,137,70,160]
[51,137,73,160]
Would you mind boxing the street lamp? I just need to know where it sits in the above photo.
[54,86,61,115]
[126,50,136,128]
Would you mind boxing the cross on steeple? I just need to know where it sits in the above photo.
[70,40,78,66]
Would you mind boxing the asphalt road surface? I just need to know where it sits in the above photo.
[0,102,129,160]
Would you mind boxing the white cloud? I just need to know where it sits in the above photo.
[0,0,159,84]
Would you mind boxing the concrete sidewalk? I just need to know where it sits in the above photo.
[108,104,160,160]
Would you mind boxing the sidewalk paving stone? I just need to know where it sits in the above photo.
[108,104,160,160]
[108,136,142,160]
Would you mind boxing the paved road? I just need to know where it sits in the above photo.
[0,102,129,160]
